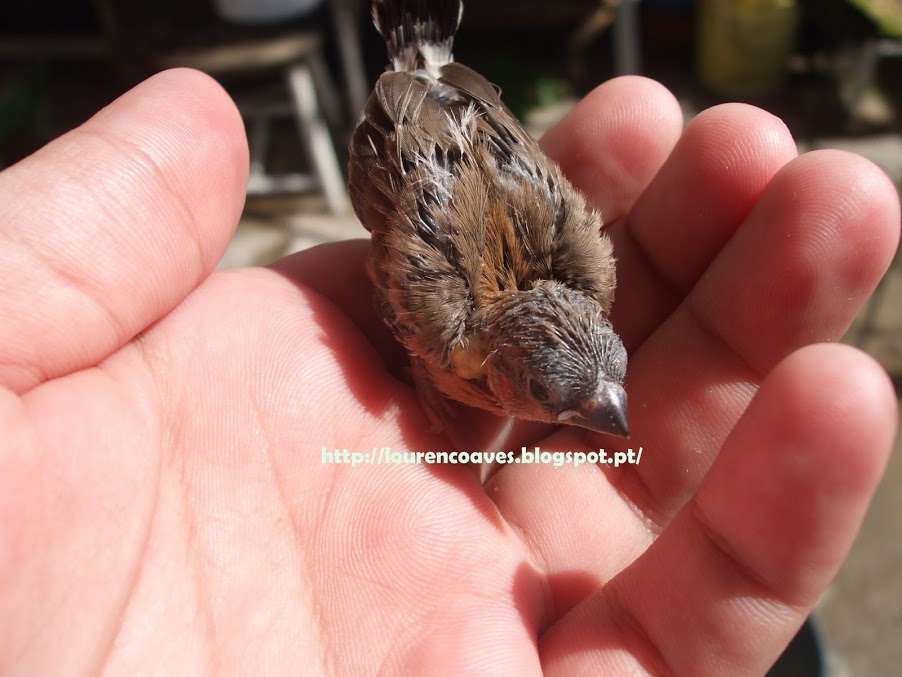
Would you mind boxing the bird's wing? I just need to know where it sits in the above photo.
[348,70,485,368]
[436,63,615,312]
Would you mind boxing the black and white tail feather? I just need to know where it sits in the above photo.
[372,0,463,77]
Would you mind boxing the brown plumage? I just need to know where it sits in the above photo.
[348,0,629,437]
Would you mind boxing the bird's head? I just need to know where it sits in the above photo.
[483,284,629,437]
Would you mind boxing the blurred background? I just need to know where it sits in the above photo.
[1,1,900,674]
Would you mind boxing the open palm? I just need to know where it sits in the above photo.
[1,69,898,675]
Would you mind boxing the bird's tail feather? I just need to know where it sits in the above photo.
[373,0,463,73]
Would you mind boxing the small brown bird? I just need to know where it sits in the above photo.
[348,0,629,437]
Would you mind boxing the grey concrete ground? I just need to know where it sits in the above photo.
[220,110,902,677]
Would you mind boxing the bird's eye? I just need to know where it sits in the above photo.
[529,378,550,402]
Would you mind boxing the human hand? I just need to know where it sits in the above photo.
[1,69,898,675]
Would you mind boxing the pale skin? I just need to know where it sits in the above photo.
[0,68,899,675]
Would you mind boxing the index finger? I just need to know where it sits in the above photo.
[540,75,683,225]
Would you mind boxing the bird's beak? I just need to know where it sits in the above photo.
[559,381,629,437]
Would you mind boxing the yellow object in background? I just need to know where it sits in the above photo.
[696,0,801,98]
[848,0,902,37]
